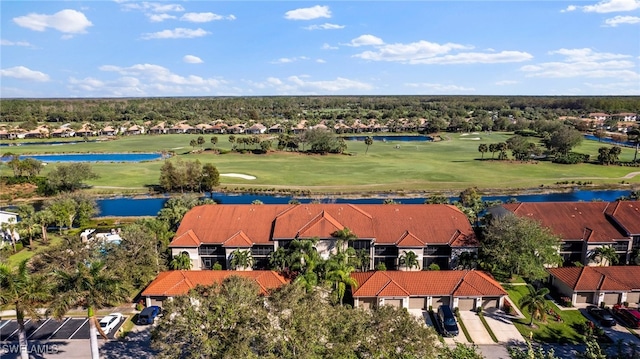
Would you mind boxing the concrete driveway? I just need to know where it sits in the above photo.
[408,309,469,344]
[580,309,640,347]
[458,310,494,344]
[482,308,525,344]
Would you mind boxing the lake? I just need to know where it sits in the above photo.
[95,189,633,217]
[1,153,163,163]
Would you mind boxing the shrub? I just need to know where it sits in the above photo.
[212,262,222,270]
[428,263,440,271]
[376,262,387,271]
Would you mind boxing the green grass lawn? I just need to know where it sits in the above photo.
[506,285,589,344]
[2,132,639,194]
[6,235,63,267]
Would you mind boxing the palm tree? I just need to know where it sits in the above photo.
[169,252,193,270]
[520,284,550,326]
[230,249,254,270]
[325,266,358,305]
[49,261,129,359]
[399,251,420,271]
[269,247,289,271]
[331,227,357,253]
[364,136,373,154]
[0,260,52,359]
[627,128,640,162]
[288,238,320,274]
[210,136,218,150]
[16,204,38,247]
[590,246,619,266]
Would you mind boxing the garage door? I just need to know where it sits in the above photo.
[431,296,450,310]
[482,298,498,309]
[457,298,475,311]
[384,299,403,308]
[627,292,640,305]
[358,298,376,310]
[576,293,594,304]
[409,297,426,309]
[603,293,621,306]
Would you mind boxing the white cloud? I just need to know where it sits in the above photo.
[404,82,475,93]
[564,0,640,13]
[604,15,640,26]
[183,55,203,64]
[284,5,331,20]
[316,59,326,63]
[120,2,185,13]
[352,37,532,65]
[521,48,639,80]
[248,75,372,94]
[271,56,310,64]
[141,28,210,39]
[304,23,345,30]
[347,34,384,47]
[0,66,50,82]
[495,80,518,86]
[583,81,640,94]
[148,14,176,22]
[13,9,92,34]
[75,63,228,96]
[180,12,236,23]
[322,43,338,50]
[1,39,32,47]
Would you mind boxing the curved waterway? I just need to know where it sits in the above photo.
[95,189,633,217]
[1,153,163,163]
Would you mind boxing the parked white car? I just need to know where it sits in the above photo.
[98,313,123,335]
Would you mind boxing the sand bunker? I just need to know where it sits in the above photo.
[460,137,481,140]
[221,173,257,180]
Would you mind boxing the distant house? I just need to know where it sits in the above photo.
[140,270,289,307]
[100,126,118,136]
[168,204,479,271]
[246,123,267,135]
[227,124,245,134]
[612,113,638,122]
[0,128,19,140]
[211,124,227,134]
[51,127,75,138]
[351,270,507,311]
[291,120,307,134]
[548,266,640,307]
[148,122,167,135]
[75,123,96,137]
[588,113,610,122]
[495,201,640,266]
[268,124,284,134]
[0,211,19,248]
[169,123,195,134]
[23,126,49,139]
[195,123,214,134]
[125,125,145,135]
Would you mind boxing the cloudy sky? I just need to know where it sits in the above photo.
[1,0,639,98]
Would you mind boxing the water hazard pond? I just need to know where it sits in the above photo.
[1,153,163,163]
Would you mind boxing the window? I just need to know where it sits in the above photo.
[349,240,371,251]
[424,246,451,256]
[251,245,274,256]
[562,242,583,252]
[374,246,398,256]
[613,241,629,252]
[199,245,221,255]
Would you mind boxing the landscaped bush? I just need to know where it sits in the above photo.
[553,152,590,164]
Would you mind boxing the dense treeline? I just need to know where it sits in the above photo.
[1,96,638,124]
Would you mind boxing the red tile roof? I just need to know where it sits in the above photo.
[141,270,289,297]
[503,202,628,243]
[351,270,506,298]
[170,204,478,248]
[548,266,640,291]
[604,201,640,235]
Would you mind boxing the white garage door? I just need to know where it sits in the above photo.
[358,298,376,310]
[482,298,499,309]
[576,293,594,304]
[603,293,621,306]
[627,292,640,305]
[409,297,426,309]
[385,299,403,308]
[432,296,450,310]
[457,298,475,311]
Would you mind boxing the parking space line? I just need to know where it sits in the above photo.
[47,317,71,340]
[27,318,50,339]
[0,320,9,330]
[7,319,29,340]
[69,318,88,339]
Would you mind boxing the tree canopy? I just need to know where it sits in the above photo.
[482,214,562,281]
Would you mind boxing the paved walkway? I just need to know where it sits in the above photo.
[458,310,494,344]
[483,308,525,344]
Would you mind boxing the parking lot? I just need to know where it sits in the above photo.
[0,316,125,341]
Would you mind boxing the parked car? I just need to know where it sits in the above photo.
[614,307,640,329]
[137,306,161,325]
[587,306,616,327]
[98,313,123,335]
[437,305,459,337]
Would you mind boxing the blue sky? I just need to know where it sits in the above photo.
[1,0,639,98]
